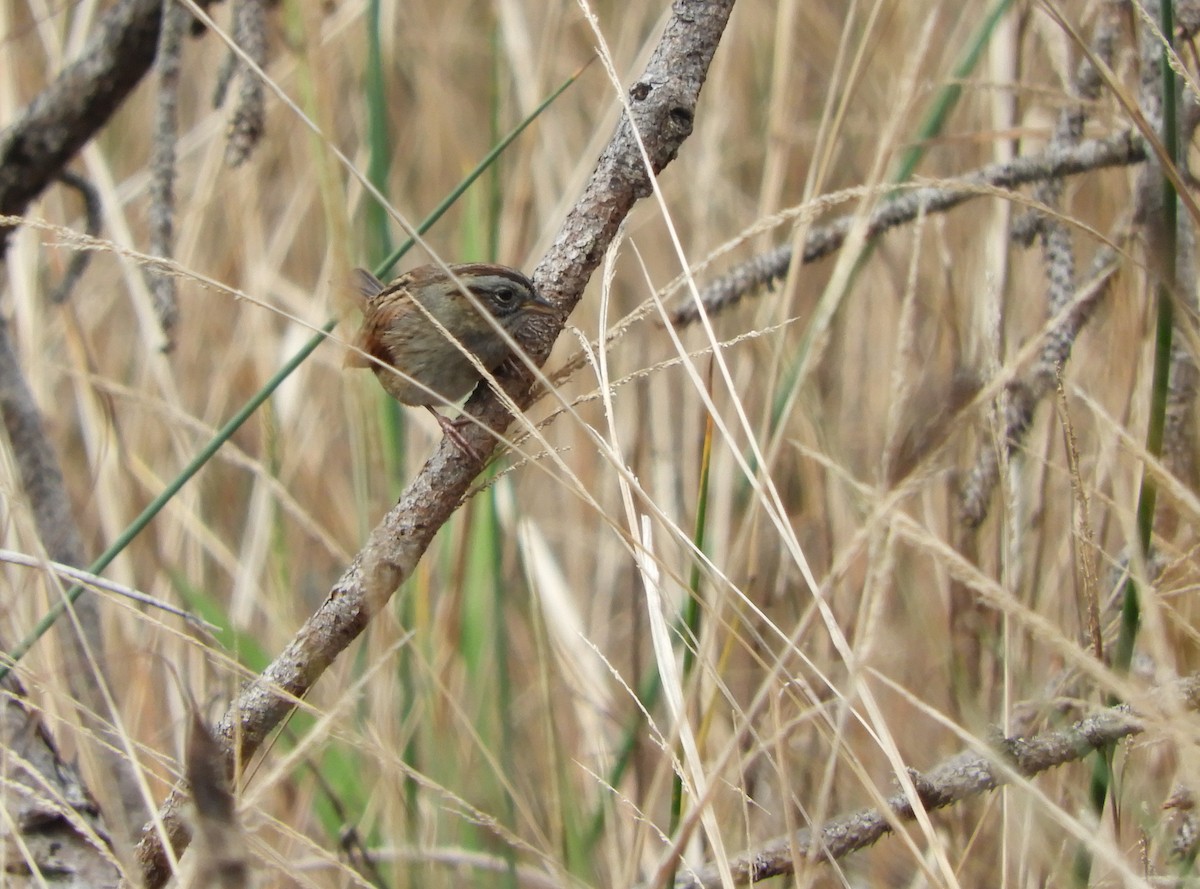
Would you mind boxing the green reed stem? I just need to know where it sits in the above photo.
[1075,2,1176,884]
[0,67,584,682]
[667,362,716,888]
[373,67,582,280]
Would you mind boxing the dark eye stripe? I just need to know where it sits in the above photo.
[451,264,536,292]
[468,284,522,300]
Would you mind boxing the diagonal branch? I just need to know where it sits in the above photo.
[0,0,213,244]
[131,1,738,884]
[674,676,1200,888]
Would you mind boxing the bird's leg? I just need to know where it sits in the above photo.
[425,406,484,462]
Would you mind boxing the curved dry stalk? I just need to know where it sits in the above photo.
[145,0,189,349]
[131,1,738,885]
[47,171,102,304]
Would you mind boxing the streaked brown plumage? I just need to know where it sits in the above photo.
[345,263,556,453]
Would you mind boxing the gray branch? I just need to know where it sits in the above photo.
[131,1,738,885]
[0,0,215,240]
[670,131,1146,326]
[674,678,1200,888]
[0,0,217,858]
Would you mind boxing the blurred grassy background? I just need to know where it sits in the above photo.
[2,0,1195,886]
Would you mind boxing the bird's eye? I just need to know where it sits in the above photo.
[493,287,517,305]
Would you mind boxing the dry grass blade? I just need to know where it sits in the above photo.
[676,676,1200,889]
[8,2,1200,888]
[128,2,737,884]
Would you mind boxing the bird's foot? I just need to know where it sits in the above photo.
[425,406,485,463]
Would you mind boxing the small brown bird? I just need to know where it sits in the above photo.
[345,263,557,454]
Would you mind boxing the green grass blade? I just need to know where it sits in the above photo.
[667,370,716,886]
[374,64,584,280]
[0,66,585,680]
[1077,2,1177,884]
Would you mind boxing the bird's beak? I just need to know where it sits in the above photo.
[526,295,559,317]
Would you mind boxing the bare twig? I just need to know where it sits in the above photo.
[131,1,737,885]
[958,246,1123,526]
[0,0,219,854]
[0,549,215,630]
[669,131,1146,325]
[47,171,102,304]
[673,677,1200,889]
[0,0,214,245]
[0,316,88,570]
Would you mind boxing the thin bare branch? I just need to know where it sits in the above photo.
[669,131,1146,326]
[131,1,737,884]
[0,0,213,245]
[958,245,1124,527]
[674,677,1200,889]
[0,0,218,855]
[47,171,101,304]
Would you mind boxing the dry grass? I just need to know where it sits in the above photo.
[2,0,1198,887]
